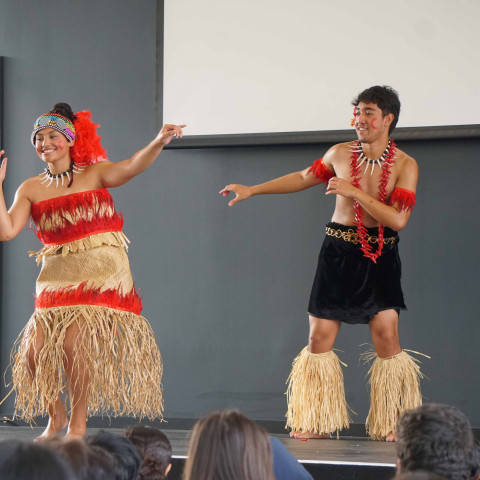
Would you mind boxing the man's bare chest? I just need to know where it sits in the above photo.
[334,160,399,198]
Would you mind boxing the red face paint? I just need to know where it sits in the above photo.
[56,142,64,150]
[370,118,379,130]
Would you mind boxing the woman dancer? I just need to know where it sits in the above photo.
[0,103,184,439]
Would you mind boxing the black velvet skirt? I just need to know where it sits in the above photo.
[308,222,406,324]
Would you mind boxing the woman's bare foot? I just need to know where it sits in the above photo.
[289,430,331,439]
[65,419,87,439]
[385,432,397,442]
[35,413,69,441]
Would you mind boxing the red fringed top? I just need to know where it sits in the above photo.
[308,158,335,184]
[31,189,123,246]
[389,187,416,212]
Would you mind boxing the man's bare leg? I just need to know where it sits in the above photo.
[369,309,402,442]
[26,325,68,441]
[369,309,401,358]
[290,316,341,439]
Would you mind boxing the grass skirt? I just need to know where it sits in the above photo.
[10,304,164,423]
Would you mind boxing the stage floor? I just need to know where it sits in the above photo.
[0,426,397,480]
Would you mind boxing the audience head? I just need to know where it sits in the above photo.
[393,472,448,480]
[123,425,172,480]
[396,403,479,480]
[0,439,76,480]
[86,430,141,480]
[42,436,115,480]
[183,410,275,480]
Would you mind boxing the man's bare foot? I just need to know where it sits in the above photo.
[289,430,331,439]
[386,432,397,442]
[35,414,69,441]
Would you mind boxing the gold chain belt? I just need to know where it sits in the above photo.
[325,227,398,245]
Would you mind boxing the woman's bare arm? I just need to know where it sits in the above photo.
[0,152,33,241]
[94,124,186,189]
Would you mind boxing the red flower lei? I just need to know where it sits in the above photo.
[350,139,397,263]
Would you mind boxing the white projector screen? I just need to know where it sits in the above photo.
[163,0,480,137]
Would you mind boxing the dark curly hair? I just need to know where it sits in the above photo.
[352,85,401,134]
[396,404,479,480]
[123,425,172,480]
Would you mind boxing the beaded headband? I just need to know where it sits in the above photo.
[31,113,76,145]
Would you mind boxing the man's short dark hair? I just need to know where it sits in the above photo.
[393,472,448,480]
[396,403,479,480]
[0,439,76,480]
[87,430,141,480]
[352,85,401,134]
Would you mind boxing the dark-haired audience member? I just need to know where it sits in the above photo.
[183,410,275,480]
[124,425,172,479]
[86,430,141,480]
[393,471,448,480]
[42,436,115,480]
[0,439,76,480]
[396,404,480,480]
[270,436,313,480]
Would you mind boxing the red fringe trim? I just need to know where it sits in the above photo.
[308,158,334,184]
[389,188,416,212]
[71,111,107,165]
[31,189,123,245]
[35,282,142,315]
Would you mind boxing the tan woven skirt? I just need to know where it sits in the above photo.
[10,238,163,422]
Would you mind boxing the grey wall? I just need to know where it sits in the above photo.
[1,0,480,427]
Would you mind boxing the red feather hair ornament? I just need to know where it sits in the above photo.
[71,111,107,165]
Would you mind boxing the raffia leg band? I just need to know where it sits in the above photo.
[365,350,425,440]
[285,346,352,435]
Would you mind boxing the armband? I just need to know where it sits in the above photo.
[308,158,334,184]
[389,188,416,212]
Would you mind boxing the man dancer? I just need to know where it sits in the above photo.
[220,86,423,441]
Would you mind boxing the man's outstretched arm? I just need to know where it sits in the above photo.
[220,167,322,207]
[220,148,336,207]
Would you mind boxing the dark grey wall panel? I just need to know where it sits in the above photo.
[0,1,479,430]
